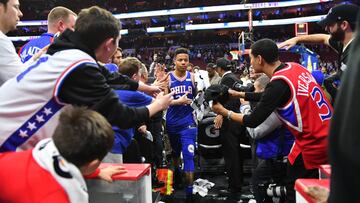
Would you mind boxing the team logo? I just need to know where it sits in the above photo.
[205,125,220,138]
[188,144,195,154]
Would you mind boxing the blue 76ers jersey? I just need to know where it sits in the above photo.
[19,33,54,63]
[166,71,195,128]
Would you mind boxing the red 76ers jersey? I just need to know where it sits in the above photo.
[271,62,333,169]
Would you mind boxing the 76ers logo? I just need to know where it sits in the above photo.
[187,144,195,155]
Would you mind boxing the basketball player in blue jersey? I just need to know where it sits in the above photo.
[165,48,197,201]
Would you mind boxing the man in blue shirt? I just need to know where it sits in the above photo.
[19,6,76,63]
[103,57,154,163]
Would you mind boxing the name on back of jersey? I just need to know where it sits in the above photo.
[20,46,41,61]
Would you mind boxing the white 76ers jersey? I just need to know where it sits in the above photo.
[0,49,97,152]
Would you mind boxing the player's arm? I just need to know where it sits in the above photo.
[278,34,331,50]
[165,72,191,106]
[170,92,192,105]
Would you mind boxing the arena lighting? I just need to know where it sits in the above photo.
[120,29,129,35]
[11,15,325,42]
[10,29,129,42]
[17,20,47,26]
[146,27,165,33]
[8,36,40,41]
[185,15,325,30]
[113,0,332,19]
[17,0,332,26]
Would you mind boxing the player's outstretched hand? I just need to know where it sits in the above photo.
[177,92,192,105]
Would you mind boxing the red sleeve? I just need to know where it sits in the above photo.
[84,168,100,179]
[39,190,70,203]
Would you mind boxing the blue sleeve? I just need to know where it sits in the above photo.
[115,90,153,107]
[112,127,134,154]
[20,35,53,63]
[104,63,119,73]
[19,43,32,63]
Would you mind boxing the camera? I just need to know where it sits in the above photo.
[204,84,229,104]
[232,81,255,92]
[266,184,286,197]
[205,81,254,105]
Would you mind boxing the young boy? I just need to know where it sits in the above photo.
[0,107,125,202]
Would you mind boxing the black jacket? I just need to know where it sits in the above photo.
[220,72,244,135]
[328,14,360,203]
[220,72,241,113]
[47,29,149,129]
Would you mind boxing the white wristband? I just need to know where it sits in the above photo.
[227,110,233,120]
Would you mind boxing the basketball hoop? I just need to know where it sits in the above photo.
[295,23,308,36]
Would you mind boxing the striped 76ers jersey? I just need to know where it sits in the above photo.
[0,49,97,152]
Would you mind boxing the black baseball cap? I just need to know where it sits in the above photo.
[216,58,232,70]
[318,3,359,27]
